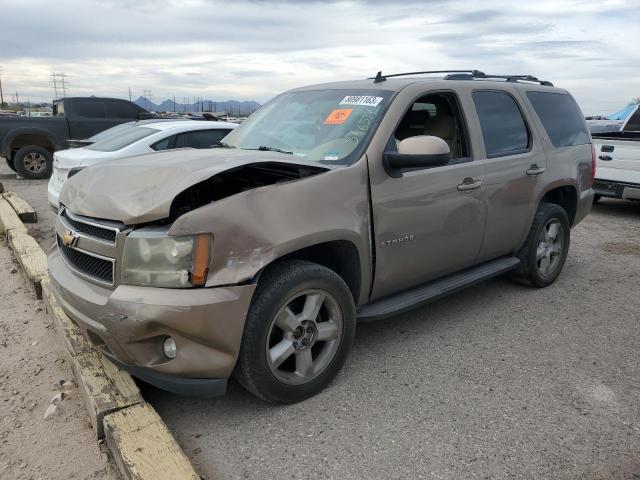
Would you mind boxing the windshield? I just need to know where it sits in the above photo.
[222,89,393,165]
[86,126,158,152]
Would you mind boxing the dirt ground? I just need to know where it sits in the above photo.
[2,161,640,479]
[0,169,118,479]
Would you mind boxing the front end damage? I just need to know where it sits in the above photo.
[49,148,370,396]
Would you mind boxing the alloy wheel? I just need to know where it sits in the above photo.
[23,152,47,173]
[536,219,564,277]
[266,289,343,385]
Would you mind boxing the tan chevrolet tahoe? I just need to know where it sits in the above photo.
[49,70,595,403]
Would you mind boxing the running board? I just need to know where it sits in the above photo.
[357,256,520,322]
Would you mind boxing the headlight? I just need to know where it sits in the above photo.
[122,228,211,288]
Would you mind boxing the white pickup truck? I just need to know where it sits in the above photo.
[589,105,640,202]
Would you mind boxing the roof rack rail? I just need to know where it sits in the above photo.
[371,70,485,83]
[371,70,553,86]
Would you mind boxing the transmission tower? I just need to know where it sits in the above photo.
[143,90,153,109]
[50,73,69,100]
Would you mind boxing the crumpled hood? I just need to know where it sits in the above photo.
[60,148,329,224]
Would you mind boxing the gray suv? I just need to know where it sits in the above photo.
[49,70,595,403]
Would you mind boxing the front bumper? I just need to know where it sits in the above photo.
[594,178,640,200]
[48,245,256,396]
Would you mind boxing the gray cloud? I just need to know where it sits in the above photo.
[0,0,638,114]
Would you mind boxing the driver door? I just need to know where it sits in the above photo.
[367,89,487,299]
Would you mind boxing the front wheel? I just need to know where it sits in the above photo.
[13,145,53,179]
[234,260,356,404]
[511,202,570,287]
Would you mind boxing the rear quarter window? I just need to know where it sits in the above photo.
[526,91,590,147]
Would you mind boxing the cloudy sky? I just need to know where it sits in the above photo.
[0,0,638,114]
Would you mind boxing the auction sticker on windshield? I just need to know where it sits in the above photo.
[339,95,384,107]
[324,109,353,125]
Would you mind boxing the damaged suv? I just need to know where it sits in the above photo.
[49,70,595,403]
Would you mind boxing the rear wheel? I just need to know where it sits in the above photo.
[13,145,53,179]
[511,202,570,287]
[234,260,356,404]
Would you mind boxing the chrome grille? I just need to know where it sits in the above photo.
[57,235,114,284]
[61,209,118,244]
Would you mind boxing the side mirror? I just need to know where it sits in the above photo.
[383,136,451,178]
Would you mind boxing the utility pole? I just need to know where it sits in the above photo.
[172,95,176,112]
[128,88,132,101]
[0,67,5,108]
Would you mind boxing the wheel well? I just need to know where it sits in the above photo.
[270,241,362,304]
[10,134,54,159]
[541,186,577,225]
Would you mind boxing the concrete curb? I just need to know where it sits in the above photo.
[0,192,201,480]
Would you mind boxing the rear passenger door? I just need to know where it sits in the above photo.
[472,88,548,262]
[174,129,230,149]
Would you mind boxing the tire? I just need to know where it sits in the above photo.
[5,157,17,172]
[511,202,570,288]
[234,260,356,404]
[13,145,53,179]
[593,194,601,204]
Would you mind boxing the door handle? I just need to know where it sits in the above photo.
[526,164,546,176]
[457,178,483,191]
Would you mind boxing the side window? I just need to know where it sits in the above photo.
[473,91,529,157]
[174,129,230,149]
[393,93,470,160]
[526,92,590,147]
[73,101,107,119]
[109,101,142,119]
[151,135,174,151]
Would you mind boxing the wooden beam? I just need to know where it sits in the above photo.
[2,191,38,223]
[0,197,27,236]
[104,403,200,480]
[7,229,47,298]
[42,279,93,357]
[70,349,144,439]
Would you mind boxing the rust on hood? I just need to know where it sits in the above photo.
[59,148,330,224]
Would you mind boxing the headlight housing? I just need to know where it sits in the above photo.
[122,228,211,288]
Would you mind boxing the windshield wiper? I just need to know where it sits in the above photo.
[247,145,294,155]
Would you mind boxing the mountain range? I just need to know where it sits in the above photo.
[134,96,261,115]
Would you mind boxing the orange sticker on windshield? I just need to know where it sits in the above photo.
[324,109,352,125]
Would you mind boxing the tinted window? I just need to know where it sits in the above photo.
[473,91,529,157]
[151,135,174,151]
[526,92,590,147]
[109,101,141,119]
[74,101,107,119]
[86,127,158,152]
[175,129,230,149]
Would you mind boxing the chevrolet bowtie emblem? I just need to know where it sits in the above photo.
[62,230,78,247]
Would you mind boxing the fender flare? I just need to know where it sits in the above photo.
[2,127,61,159]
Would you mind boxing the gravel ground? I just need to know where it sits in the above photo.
[0,166,118,479]
[2,161,639,480]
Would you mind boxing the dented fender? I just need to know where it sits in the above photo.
[168,158,373,304]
